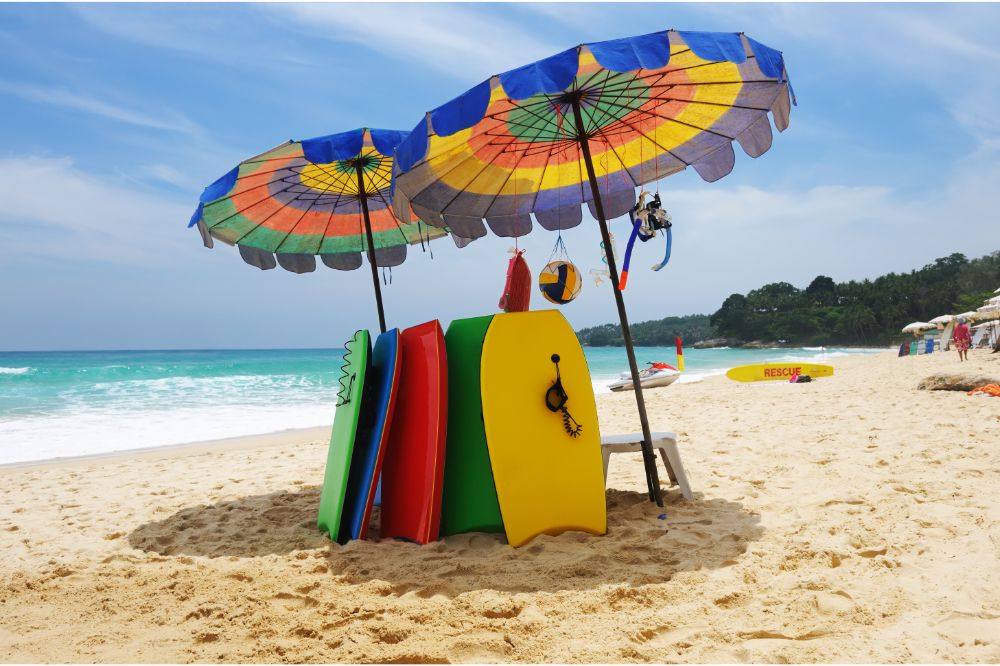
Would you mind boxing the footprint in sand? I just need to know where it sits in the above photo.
[814,590,855,614]
[631,624,707,648]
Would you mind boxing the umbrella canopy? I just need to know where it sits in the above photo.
[189,128,451,333]
[994,287,1000,294]
[394,29,794,505]
[985,295,1000,305]
[956,310,978,320]
[977,304,1000,320]
[928,314,954,326]
[901,322,936,334]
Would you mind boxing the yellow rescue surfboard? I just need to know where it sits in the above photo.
[726,362,834,382]
[480,310,606,547]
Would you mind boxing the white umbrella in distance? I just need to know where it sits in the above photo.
[929,314,954,326]
[902,321,936,335]
[976,305,1000,320]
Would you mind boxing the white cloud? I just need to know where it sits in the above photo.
[138,163,198,190]
[0,156,193,266]
[267,3,556,79]
[0,80,202,135]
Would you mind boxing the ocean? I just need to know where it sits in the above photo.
[0,345,882,465]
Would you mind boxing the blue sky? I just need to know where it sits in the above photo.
[1,2,999,351]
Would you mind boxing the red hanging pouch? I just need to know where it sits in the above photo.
[498,250,531,313]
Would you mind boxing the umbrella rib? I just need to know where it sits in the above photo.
[370,186,413,246]
[314,195,340,256]
[598,106,691,173]
[526,132,565,217]
[595,97,739,141]
[205,178,302,231]
[229,188,310,248]
[302,162,359,196]
[600,133,640,189]
[582,68,647,137]
[476,130,544,220]
[484,96,565,140]
[272,186,326,255]
[423,106,563,215]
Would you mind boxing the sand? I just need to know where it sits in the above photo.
[2,349,999,663]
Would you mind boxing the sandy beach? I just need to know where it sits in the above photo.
[2,350,999,663]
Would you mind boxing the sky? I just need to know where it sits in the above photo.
[1,2,999,351]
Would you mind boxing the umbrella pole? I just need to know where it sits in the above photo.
[356,163,388,334]
[572,100,663,507]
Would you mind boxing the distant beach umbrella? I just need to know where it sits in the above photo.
[188,128,459,333]
[928,314,954,326]
[901,322,936,335]
[393,29,794,506]
[956,311,978,320]
[976,305,1000,320]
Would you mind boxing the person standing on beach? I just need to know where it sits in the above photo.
[953,317,971,361]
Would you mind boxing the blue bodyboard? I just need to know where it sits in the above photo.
[341,328,401,542]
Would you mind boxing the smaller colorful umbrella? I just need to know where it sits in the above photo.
[189,127,452,333]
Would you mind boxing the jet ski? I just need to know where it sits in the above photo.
[608,362,681,392]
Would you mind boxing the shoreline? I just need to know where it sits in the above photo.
[1,346,886,468]
[0,425,330,472]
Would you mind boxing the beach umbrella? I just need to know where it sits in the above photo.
[901,322,935,335]
[928,314,954,326]
[976,305,1000,320]
[189,127,454,334]
[994,287,1000,294]
[393,29,794,505]
[956,311,978,320]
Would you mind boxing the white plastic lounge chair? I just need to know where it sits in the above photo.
[600,432,692,499]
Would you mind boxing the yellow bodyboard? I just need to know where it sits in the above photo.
[480,310,606,547]
[725,362,834,382]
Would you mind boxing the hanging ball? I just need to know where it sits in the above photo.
[539,260,582,305]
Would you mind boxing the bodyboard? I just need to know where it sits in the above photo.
[317,330,371,541]
[480,310,606,547]
[441,315,503,536]
[380,321,448,544]
[725,362,834,382]
[341,329,401,542]
[940,320,955,352]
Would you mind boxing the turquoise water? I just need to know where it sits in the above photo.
[0,345,881,465]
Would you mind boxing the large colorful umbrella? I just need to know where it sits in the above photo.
[189,127,449,333]
[394,30,794,505]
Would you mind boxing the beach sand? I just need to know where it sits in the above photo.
[2,350,999,663]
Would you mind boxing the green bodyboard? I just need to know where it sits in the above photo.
[441,315,503,535]
[317,329,371,540]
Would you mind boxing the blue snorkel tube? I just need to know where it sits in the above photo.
[619,192,672,290]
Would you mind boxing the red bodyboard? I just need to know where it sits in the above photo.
[380,320,448,544]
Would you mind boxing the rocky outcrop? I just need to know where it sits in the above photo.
[917,373,1000,391]
[692,338,734,349]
